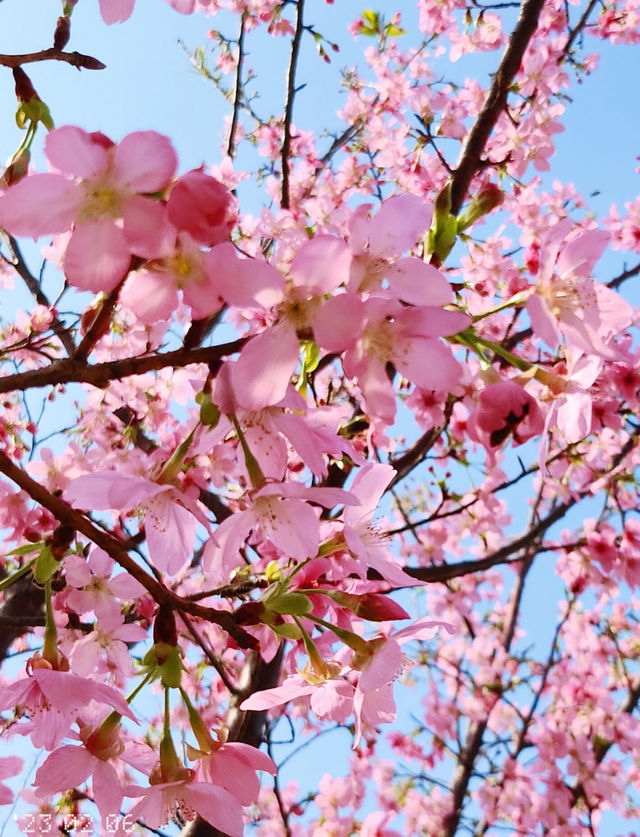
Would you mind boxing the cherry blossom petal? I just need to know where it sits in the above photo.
[240,679,316,710]
[259,497,320,558]
[65,472,170,511]
[122,196,175,259]
[366,194,433,257]
[205,242,284,308]
[289,235,352,293]
[232,324,300,410]
[99,0,136,23]
[34,746,94,797]
[386,258,453,306]
[64,221,131,292]
[312,293,366,352]
[186,783,244,837]
[120,269,180,324]
[112,132,177,192]
[44,126,109,179]
[0,174,82,237]
[144,491,197,575]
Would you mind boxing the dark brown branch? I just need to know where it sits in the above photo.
[227,14,247,160]
[403,496,576,583]
[449,0,546,215]
[560,0,600,62]
[281,0,305,210]
[0,452,256,649]
[0,337,246,394]
[0,48,105,70]
[1,234,76,356]
[73,281,125,363]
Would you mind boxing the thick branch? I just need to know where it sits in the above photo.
[0,338,246,394]
[449,0,546,214]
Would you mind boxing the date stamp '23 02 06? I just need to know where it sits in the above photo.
[15,813,136,834]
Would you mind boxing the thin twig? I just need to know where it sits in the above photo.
[281,0,305,210]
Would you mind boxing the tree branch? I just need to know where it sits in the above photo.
[281,0,305,210]
[0,452,256,649]
[0,337,246,394]
[449,0,546,215]
[0,48,105,70]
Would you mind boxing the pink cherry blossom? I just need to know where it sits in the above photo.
[0,126,177,292]
[0,664,136,750]
[467,380,545,450]
[64,471,208,575]
[126,774,244,835]
[526,219,634,356]
[203,482,355,584]
[342,463,420,587]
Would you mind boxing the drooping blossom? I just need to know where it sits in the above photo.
[0,662,137,750]
[64,471,208,575]
[126,771,244,835]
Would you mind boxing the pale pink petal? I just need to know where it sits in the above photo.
[205,243,284,308]
[259,497,319,559]
[35,669,137,721]
[122,196,175,259]
[232,324,299,410]
[393,615,454,644]
[0,174,81,237]
[45,126,109,179]
[65,472,168,511]
[99,0,136,23]
[112,132,177,192]
[359,641,403,692]
[92,761,124,820]
[186,783,243,837]
[386,259,453,306]
[310,680,354,722]
[346,463,394,522]
[166,0,196,11]
[393,337,463,392]
[221,742,277,775]
[240,680,315,711]
[557,229,609,278]
[526,294,561,348]
[397,306,470,338]
[64,221,131,292]
[0,756,23,779]
[289,235,352,293]
[203,750,259,805]
[367,194,433,257]
[144,492,197,574]
[120,269,180,324]
[34,746,94,797]
[312,293,365,352]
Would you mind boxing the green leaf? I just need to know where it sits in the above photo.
[270,622,303,640]
[33,545,62,585]
[267,592,313,616]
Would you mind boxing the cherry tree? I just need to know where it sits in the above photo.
[0,1,640,835]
